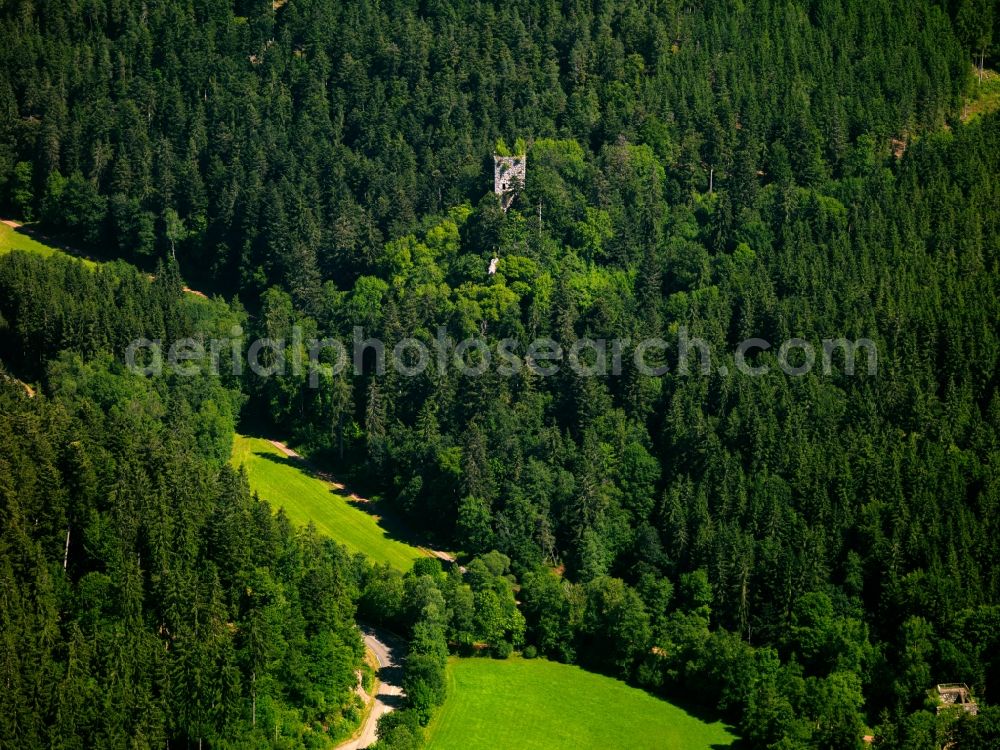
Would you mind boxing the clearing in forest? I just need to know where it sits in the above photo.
[963,67,1000,122]
[0,221,98,268]
[230,434,426,571]
[1,220,208,299]
[425,656,739,750]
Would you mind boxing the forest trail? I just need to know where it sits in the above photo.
[266,439,460,566]
[336,628,405,750]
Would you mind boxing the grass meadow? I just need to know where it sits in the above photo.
[230,434,425,571]
[426,656,739,750]
[0,222,97,267]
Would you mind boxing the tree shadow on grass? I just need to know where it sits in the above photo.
[631,690,743,748]
[712,737,746,750]
[679,705,743,749]
[667,706,742,748]
[646,703,741,749]
[251,450,432,554]
[6,222,112,264]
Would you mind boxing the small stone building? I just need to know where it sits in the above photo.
[932,683,978,715]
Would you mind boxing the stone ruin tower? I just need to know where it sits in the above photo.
[494,152,526,212]
[932,684,978,716]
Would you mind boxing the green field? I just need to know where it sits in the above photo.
[230,434,425,570]
[426,657,738,750]
[0,222,97,267]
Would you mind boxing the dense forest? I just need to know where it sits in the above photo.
[0,257,368,747]
[2,0,1000,748]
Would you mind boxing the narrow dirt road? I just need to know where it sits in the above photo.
[337,628,405,750]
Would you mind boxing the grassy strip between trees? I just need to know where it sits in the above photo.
[230,434,426,571]
[0,221,97,267]
[424,656,738,750]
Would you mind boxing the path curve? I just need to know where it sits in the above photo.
[337,628,405,750]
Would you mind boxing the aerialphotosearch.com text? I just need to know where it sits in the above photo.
[125,326,878,385]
